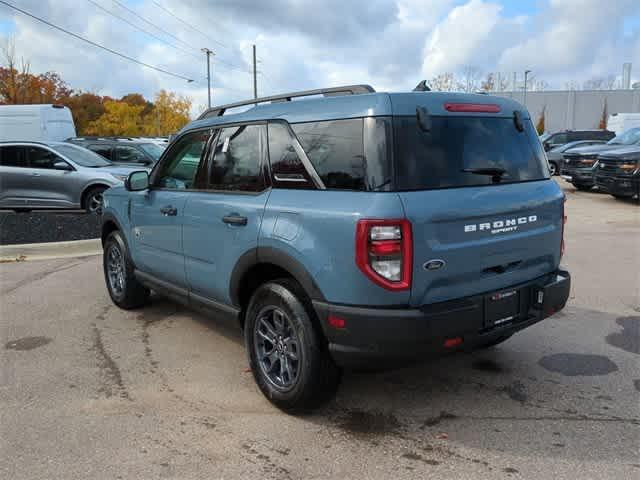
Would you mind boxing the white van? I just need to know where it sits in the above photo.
[0,104,76,142]
[607,113,640,136]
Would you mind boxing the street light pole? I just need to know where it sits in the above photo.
[201,48,214,108]
[524,69,531,109]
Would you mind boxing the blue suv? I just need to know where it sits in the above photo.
[101,85,571,411]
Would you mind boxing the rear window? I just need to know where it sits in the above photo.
[394,116,549,190]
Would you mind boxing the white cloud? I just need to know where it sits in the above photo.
[1,0,639,118]
[421,0,502,76]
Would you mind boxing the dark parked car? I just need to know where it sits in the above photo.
[101,85,570,411]
[546,140,606,176]
[540,129,615,152]
[66,137,164,167]
[560,127,640,191]
[594,146,640,200]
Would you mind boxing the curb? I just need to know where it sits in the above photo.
[0,238,102,262]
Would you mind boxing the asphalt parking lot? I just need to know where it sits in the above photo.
[1,179,638,480]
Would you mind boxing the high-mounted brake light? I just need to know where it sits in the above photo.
[444,103,501,113]
[356,219,412,291]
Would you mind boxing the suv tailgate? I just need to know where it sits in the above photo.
[399,180,563,306]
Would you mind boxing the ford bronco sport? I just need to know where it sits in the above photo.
[101,85,571,411]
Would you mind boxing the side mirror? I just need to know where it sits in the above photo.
[543,142,551,151]
[125,171,149,191]
[53,161,72,171]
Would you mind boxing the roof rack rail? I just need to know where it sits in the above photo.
[198,84,375,119]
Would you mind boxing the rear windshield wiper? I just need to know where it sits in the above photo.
[461,167,507,183]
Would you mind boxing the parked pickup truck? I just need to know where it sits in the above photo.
[594,146,640,200]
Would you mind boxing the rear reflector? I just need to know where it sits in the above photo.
[444,337,463,348]
[327,315,346,329]
[444,103,501,113]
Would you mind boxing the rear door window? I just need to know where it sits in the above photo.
[88,144,113,160]
[292,119,365,190]
[115,146,148,164]
[267,123,314,189]
[394,116,549,190]
[0,146,27,167]
[209,124,266,192]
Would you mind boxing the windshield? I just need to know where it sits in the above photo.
[51,144,112,167]
[394,116,549,190]
[607,128,640,145]
[138,143,165,160]
[539,132,551,142]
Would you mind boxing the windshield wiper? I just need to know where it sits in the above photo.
[461,167,507,183]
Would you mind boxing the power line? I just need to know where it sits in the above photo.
[0,0,195,82]
[151,0,228,49]
[110,0,198,53]
[87,0,200,60]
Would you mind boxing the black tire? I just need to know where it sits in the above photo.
[574,184,592,191]
[245,278,341,412]
[612,194,632,200]
[548,161,558,176]
[103,230,149,309]
[83,186,107,213]
[478,334,513,349]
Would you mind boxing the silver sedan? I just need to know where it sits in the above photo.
[0,141,149,212]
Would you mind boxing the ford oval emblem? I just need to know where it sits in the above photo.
[424,259,446,271]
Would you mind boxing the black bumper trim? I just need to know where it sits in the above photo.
[313,270,571,369]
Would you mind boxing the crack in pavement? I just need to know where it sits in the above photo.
[91,323,131,401]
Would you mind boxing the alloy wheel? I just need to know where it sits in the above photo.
[253,307,301,391]
[106,244,126,297]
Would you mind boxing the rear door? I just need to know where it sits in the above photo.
[0,146,30,208]
[183,123,270,306]
[393,114,563,307]
[114,145,152,166]
[23,146,76,208]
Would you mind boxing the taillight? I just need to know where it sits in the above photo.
[355,219,412,291]
[560,195,567,259]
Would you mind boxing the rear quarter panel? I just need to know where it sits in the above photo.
[260,190,409,306]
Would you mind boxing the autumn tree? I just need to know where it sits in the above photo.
[480,73,495,92]
[536,107,546,135]
[143,89,191,136]
[1,38,72,104]
[85,100,146,136]
[62,92,107,135]
[599,99,608,129]
[458,65,482,93]
[428,73,457,92]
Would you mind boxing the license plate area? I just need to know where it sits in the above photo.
[484,289,520,328]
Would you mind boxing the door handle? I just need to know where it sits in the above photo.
[222,215,248,226]
[160,205,177,216]
[31,172,41,177]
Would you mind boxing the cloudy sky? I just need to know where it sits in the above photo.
[1,0,639,116]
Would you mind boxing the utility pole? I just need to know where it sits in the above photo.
[524,69,531,109]
[201,48,214,108]
[252,44,258,102]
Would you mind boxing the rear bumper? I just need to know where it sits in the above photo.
[594,174,639,197]
[560,166,595,186]
[314,269,571,369]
